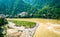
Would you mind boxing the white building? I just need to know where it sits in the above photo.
[18,12,28,17]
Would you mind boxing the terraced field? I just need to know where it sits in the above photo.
[7,18,60,37]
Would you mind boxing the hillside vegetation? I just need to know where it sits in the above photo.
[0,0,60,19]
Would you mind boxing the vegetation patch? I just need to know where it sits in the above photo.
[8,20,36,28]
[0,17,8,26]
[0,17,8,37]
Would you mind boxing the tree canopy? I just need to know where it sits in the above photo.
[0,0,60,19]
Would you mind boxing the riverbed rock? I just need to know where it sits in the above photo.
[6,22,39,37]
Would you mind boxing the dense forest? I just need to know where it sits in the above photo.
[0,0,60,19]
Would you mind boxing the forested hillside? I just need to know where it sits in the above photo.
[0,0,60,19]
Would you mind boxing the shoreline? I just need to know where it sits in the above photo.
[7,22,39,37]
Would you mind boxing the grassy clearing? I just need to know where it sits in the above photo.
[8,20,36,28]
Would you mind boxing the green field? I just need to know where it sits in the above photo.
[8,20,36,28]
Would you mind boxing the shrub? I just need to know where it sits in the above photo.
[0,17,8,26]
[0,17,8,37]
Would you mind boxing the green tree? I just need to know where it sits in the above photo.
[0,17,8,37]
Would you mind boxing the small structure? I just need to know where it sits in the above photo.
[18,12,28,17]
[0,14,10,18]
[0,14,5,18]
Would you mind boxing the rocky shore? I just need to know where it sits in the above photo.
[6,22,39,37]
